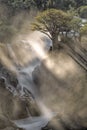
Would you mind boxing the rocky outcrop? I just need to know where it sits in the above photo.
[0,64,39,119]
[0,63,18,88]
[0,62,41,129]
[33,52,87,129]
[42,115,87,130]
[0,116,24,130]
[0,77,28,120]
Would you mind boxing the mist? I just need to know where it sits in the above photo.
[0,4,87,130]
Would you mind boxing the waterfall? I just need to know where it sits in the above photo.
[13,31,55,130]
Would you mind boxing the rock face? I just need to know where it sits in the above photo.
[0,115,24,130]
[42,115,87,130]
[33,52,87,130]
[0,63,30,120]
[0,76,28,120]
[0,63,18,88]
[0,62,41,129]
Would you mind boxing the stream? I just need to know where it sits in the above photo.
[14,114,56,130]
[13,31,54,130]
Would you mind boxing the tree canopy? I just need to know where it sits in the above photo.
[70,17,82,33]
[80,24,87,36]
[77,6,87,18]
[1,0,87,12]
[1,0,36,10]
[31,9,71,49]
[0,0,87,45]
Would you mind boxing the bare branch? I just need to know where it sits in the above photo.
[40,30,52,40]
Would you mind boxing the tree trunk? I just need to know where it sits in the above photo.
[78,34,82,43]
[52,35,59,50]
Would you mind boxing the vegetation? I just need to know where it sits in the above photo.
[78,6,87,18]
[1,0,87,11]
[80,24,87,41]
[1,0,36,11]
[31,9,71,49]
[80,24,87,35]
[0,1,87,129]
[0,0,87,45]
[69,17,82,37]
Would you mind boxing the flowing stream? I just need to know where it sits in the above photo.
[14,115,56,130]
[13,31,55,130]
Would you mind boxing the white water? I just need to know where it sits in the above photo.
[16,31,52,98]
[13,31,55,130]
[14,114,56,130]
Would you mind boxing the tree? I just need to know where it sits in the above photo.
[59,0,76,10]
[1,0,36,13]
[80,24,87,35]
[77,6,87,18]
[75,0,87,8]
[69,17,82,38]
[34,0,48,10]
[31,9,71,49]
[35,0,76,11]
[79,24,87,41]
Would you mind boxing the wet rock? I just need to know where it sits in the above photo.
[0,116,24,130]
[0,63,18,88]
[0,63,41,121]
[0,77,29,120]
[21,88,41,117]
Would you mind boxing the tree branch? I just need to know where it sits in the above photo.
[39,30,52,40]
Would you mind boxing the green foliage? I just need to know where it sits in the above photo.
[59,0,76,10]
[1,0,36,11]
[34,0,76,10]
[33,0,87,11]
[34,0,48,10]
[70,17,82,32]
[35,0,87,10]
[1,0,87,12]
[32,9,71,36]
[0,0,87,45]
[31,9,71,48]
[80,24,87,35]
[75,0,87,8]
[78,6,87,18]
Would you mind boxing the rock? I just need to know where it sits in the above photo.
[0,63,18,88]
[0,62,41,121]
[33,52,87,128]
[3,127,24,130]
[0,115,24,130]
[42,115,87,130]
[0,77,28,120]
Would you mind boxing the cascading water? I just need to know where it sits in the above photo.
[1,31,87,130]
[12,31,55,130]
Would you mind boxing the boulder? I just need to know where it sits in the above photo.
[0,62,41,121]
[0,116,24,130]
